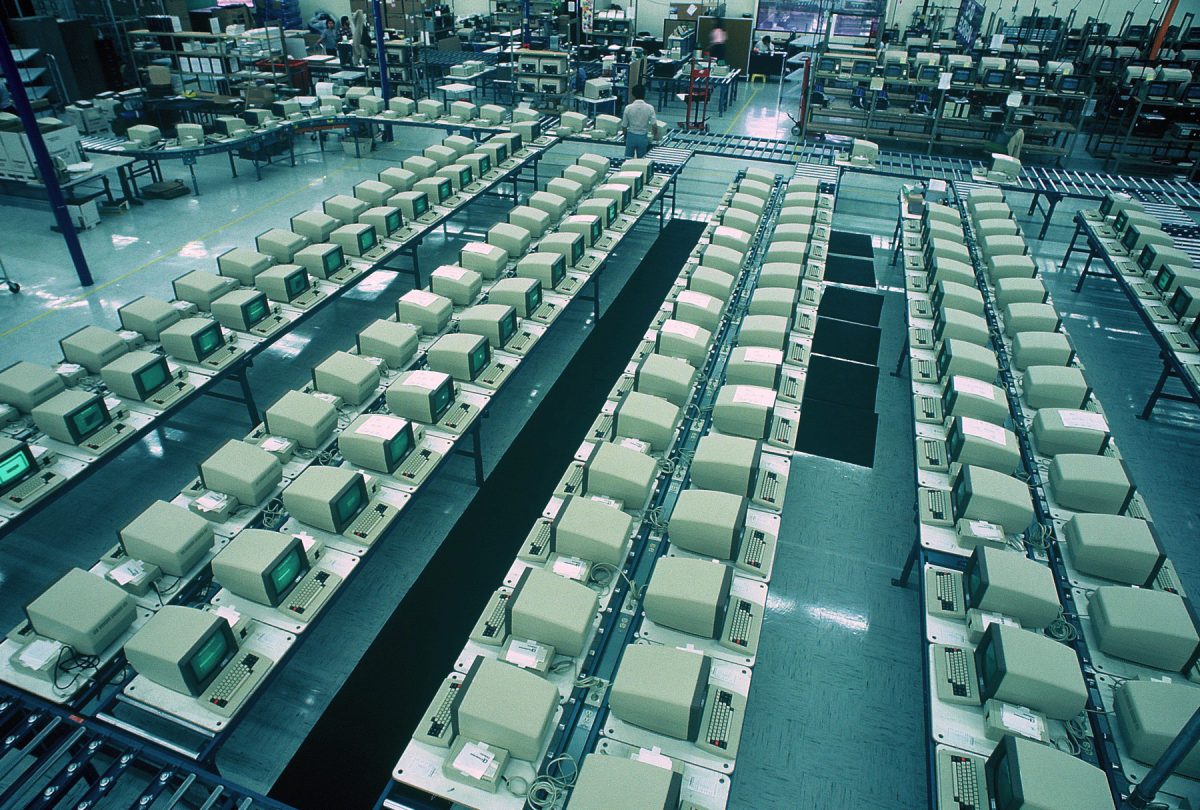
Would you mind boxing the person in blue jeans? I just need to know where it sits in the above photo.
[621,85,655,158]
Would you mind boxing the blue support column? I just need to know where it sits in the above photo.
[1125,707,1200,809]
[372,0,391,101]
[0,24,94,288]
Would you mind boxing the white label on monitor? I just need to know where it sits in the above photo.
[402,290,440,307]
[960,417,1008,446]
[356,414,402,438]
[743,347,783,365]
[452,742,496,779]
[461,242,494,255]
[404,370,444,390]
[732,386,777,408]
[1059,410,1108,432]
[676,290,715,309]
[967,520,1003,540]
[108,559,147,585]
[661,320,699,339]
[954,376,997,400]
[435,265,467,281]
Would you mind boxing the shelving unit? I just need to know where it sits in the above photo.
[11,48,57,108]
[1086,85,1200,180]
[588,10,633,47]
[127,29,288,96]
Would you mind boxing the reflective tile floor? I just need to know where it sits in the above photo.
[0,99,1197,808]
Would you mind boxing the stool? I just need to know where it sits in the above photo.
[750,74,766,84]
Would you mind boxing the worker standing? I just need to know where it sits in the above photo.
[621,85,656,158]
[709,19,727,61]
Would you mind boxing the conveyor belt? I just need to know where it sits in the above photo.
[659,130,835,164]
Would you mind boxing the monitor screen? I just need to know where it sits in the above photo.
[494,143,508,162]
[478,155,491,174]
[188,624,233,688]
[1170,287,1194,318]
[852,61,871,76]
[550,254,566,285]
[984,70,1005,86]
[1138,245,1154,272]
[459,168,472,187]
[885,64,903,78]
[818,58,838,72]
[1190,314,1200,342]
[385,423,414,469]
[324,246,344,275]
[1022,75,1040,89]
[469,341,491,378]
[385,210,401,234]
[358,227,377,252]
[590,220,602,242]
[1061,76,1080,91]
[920,66,939,81]
[1097,58,1115,72]
[0,443,35,494]
[525,284,542,315]
[285,270,310,299]
[571,239,584,264]
[134,357,171,398]
[69,397,110,442]
[953,67,972,83]
[1121,227,1139,251]
[1186,84,1200,101]
[333,477,367,532]
[413,195,428,216]
[1147,81,1169,98]
[431,378,454,421]
[437,180,451,202]
[499,311,517,345]
[243,295,270,328]
[268,546,305,600]
[194,323,224,360]
[606,200,617,223]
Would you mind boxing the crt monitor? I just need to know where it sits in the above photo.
[963,546,1061,628]
[359,207,402,238]
[434,656,558,762]
[282,466,369,534]
[390,191,428,221]
[1145,81,1170,99]
[974,623,1088,720]
[337,413,414,474]
[0,437,37,497]
[160,319,226,364]
[257,264,312,303]
[538,233,584,267]
[983,69,1006,87]
[311,351,380,406]
[570,755,682,810]
[123,606,237,696]
[427,333,491,382]
[1169,286,1200,321]
[516,253,565,289]
[323,195,370,225]
[643,556,738,643]
[295,244,345,280]
[919,65,940,82]
[32,390,112,445]
[100,351,174,402]
[199,440,282,505]
[984,735,1117,810]
[290,211,338,242]
[211,290,272,332]
[263,390,337,449]
[255,229,307,263]
[1058,75,1082,93]
[482,567,598,657]
[212,529,308,607]
[386,370,456,423]
[0,361,65,412]
[119,500,213,576]
[415,177,451,204]
[1021,74,1041,89]
[951,465,1034,535]
[459,304,518,350]
[216,248,271,285]
[59,326,128,374]
[489,223,532,258]
[25,568,136,655]
[668,488,747,559]
[545,495,633,565]
[818,57,839,73]
[356,319,419,368]
[331,224,378,257]
[118,296,180,341]
[952,67,972,84]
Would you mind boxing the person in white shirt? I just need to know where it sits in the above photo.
[621,85,655,158]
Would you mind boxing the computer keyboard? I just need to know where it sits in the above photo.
[921,438,946,468]
[910,300,933,319]
[913,327,934,348]
[2,472,56,506]
[780,376,802,401]
[477,362,506,387]
[1154,564,1183,595]
[202,652,262,712]
[348,503,389,539]
[923,489,952,523]
[478,593,510,641]
[914,358,936,381]
[559,464,584,495]
[950,753,981,810]
[527,520,553,556]
[507,331,535,354]
[83,422,129,452]
[934,570,960,612]
[917,395,942,422]
[285,570,332,615]
[436,402,476,434]
[250,315,288,337]
[420,679,462,745]
[739,530,768,571]
[530,301,559,324]
[724,599,755,648]
[613,376,635,399]
[941,647,974,699]
[755,472,779,507]
[704,688,735,751]
[201,345,242,370]
[589,414,614,441]
[785,342,808,366]
[397,448,434,482]
[770,418,793,446]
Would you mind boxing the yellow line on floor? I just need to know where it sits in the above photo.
[0,166,355,340]
[723,83,763,136]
